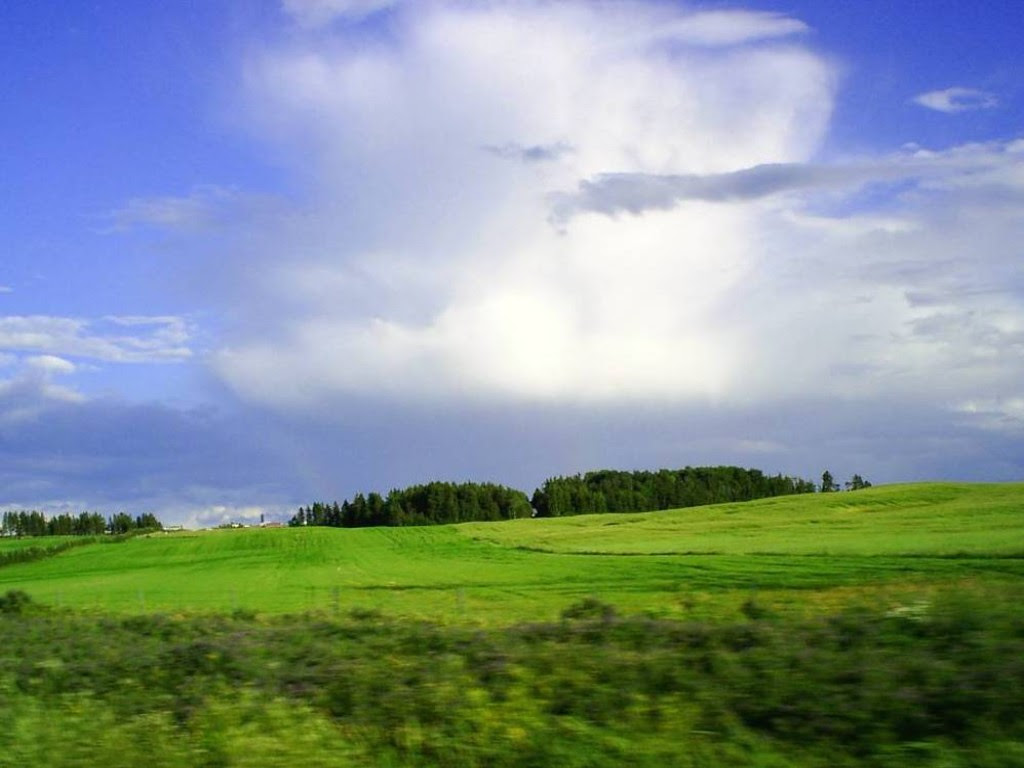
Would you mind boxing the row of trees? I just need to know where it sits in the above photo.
[531,466,818,518]
[290,481,532,528]
[0,510,163,538]
[291,467,823,528]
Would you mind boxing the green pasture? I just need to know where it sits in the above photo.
[461,482,1024,556]
[0,482,1021,623]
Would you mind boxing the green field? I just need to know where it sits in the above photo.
[3,482,1024,766]
[462,482,1024,556]
[1,482,1021,622]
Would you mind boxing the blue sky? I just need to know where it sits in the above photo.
[2,0,1022,526]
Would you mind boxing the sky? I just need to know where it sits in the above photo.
[1,0,1023,527]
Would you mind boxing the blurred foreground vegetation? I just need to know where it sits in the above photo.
[2,588,1022,767]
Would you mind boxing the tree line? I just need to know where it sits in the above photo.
[0,510,163,538]
[290,466,838,528]
[531,466,818,517]
[290,481,532,528]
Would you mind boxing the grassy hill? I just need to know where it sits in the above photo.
[461,481,1024,556]
[1,482,1021,622]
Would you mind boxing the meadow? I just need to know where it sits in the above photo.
[461,482,1024,556]
[1,482,1022,766]
[0,482,1020,622]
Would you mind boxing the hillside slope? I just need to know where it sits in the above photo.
[461,482,1024,555]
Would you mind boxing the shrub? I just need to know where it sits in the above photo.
[561,597,617,622]
[0,590,32,615]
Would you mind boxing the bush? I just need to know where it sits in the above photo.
[0,590,32,614]
[560,597,617,622]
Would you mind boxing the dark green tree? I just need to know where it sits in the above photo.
[107,513,134,534]
[135,513,163,530]
[845,474,872,491]
[533,466,816,517]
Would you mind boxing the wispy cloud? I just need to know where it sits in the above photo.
[549,162,877,222]
[106,185,239,233]
[913,87,998,114]
[551,140,1024,221]
[278,1,808,45]
[281,0,402,27]
[651,10,809,47]
[0,286,12,294]
[0,315,192,363]
[483,141,573,164]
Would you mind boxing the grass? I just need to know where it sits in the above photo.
[460,482,1024,556]
[2,482,1023,765]
[0,482,1021,622]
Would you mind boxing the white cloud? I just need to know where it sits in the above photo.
[0,353,84,424]
[0,286,12,294]
[913,87,998,114]
[222,0,835,406]
[956,397,1024,435]
[279,1,809,44]
[722,140,1024,412]
[181,504,280,529]
[652,10,809,47]
[0,315,192,363]
[25,355,77,376]
[198,0,1024,446]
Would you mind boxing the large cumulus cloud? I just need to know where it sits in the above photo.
[199,1,1024,446]
[212,0,836,405]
